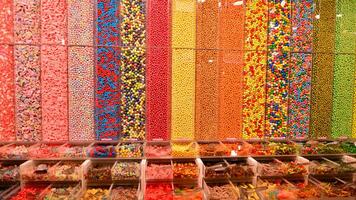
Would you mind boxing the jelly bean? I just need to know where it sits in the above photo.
[116,143,143,158]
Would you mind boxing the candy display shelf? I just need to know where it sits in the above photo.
[0,139,355,199]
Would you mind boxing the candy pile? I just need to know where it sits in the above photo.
[284,161,308,176]
[173,185,203,200]
[204,162,229,179]
[229,164,254,178]
[321,181,356,197]
[87,164,112,181]
[0,145,29,159]
[309,161,338,175]
[43,186,79,200]
[269,142,297,155]
[59,144,85,158]
[145,144,171,157]
[341,142,356,154]
[145,183,173,200]
[258,180,298,200]
[301,141,344,154]
[207,184,237,200]
[294,182,321,199]
[236,183,259,200]
[146,163,173,180]
[10,185,46,200]
[111,161,140,180]
[199,143,228,157]
[81,188,110,200]
[172,142,198,157]
[51,162,81,181]
[0,163,19,181]
[250,142,271,155]
[116,143,143,158]
[223,142,253,156]
[86,145,116,158]
[28,144,62,158]
[111,186,138,200]
[259,161,284,176]
[173,162,198,179]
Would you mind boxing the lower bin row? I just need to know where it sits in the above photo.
[1,176,356,200]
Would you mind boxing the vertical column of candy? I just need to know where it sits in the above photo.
[0,1,15,141]
[353,61,356,138]
[41,0,68,141]
[120,0,146,140]
[288,53,312,137]
[290,0,314,52]
[288,0,314,138]
[335,0,356,54]
[331,0,356,138]
[195,0,219,140]
[218,0,245,139]
[332,55,355,137]
[146,0,171,140]
[0,45,16,141]
[95,0,120,140]
[266,0,291,138]
[15,46,41,141]
[310,0,336,138]
[68,0,93,46]
[68,47,95,141]
[242,0,268,139]
[14,0,41,44]
[68,0,94,141]
[171,0,196,139]
[0,0,13,44]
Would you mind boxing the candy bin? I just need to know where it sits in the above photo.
[111,184,140,200]
[300,140,344,155]
[203,181,238,200]
[58,142,91,159]
[84,160,114,183]
[248,140,272,156]
[173,183,203,200]
[145,183,173,200]
[173,160,199,182]
[309,156,356,179]
[145,141,172,158]
[201,159,229,180]
[257,157,309,178]
[116,141,143,158]
[310,177,356,199]
[7,184,48,200]
[0,142,34,160]
[257,178,298,200]
[234,183,261,200]
[50,161,83,181]
[145,160,173,181]
[341,141,356,154]
[172,141,198,158]
[81,186,111,200]
[286,179,322,199]
[86,142,117,158]
[28,143,64,159]
[0,162,20,182]
[268,140,298,155]
[20,160,59,181]
[222,139,253,156]
[111,160,141,181]
[198,141,229,157]
[226,157,257,181]
[40,183,82,200]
